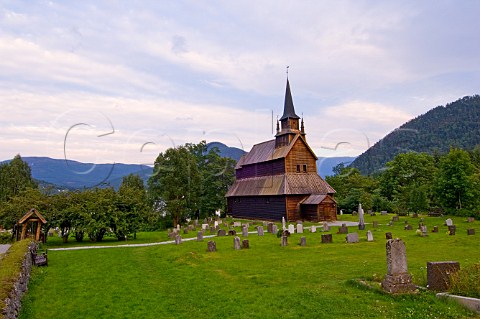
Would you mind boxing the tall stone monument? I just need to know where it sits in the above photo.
[381,238,416,294]
[358,203,365,230]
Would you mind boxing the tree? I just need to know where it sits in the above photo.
[148,145,201,227]
[434,148,479,212]
[116,174,148,239]
[0,154,37,203]
[379,152,436,212]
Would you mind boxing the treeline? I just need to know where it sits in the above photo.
[327,147,480,217]
[351,95,480,174]
[0,141,236,242]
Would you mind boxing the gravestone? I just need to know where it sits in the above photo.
[210,226,216,234]
[346,232,359,243]
[358,203,365,230]
[427,261,460,291]
[338,224,348,234]
[297,224,304,234]
[385,232,393,240]
[467,229,475,235]
[175,235,182,245]
[282,217,286,231]
[242,226,248,237]
[321,234,333,243]
[242,239,250,249]
[267,222,274,233]
[288,224,295,234]
[367,230,374,242]
[392,215,399,222]
[381,211,388,215]
[197,231,204,241]
[183,229,189,234]
[381,239,416,293]
[448,225,456,235]
[207,241,216,252]
[234,236,241,250]
[404,225,413,231]
[281,235,288,246]
[323,222,330,232]
[412,213,418,218]
[445,218,453,227]
[468,217,475,223]
[417,222,424,229]
[300,236,306,246]
[271,225,278,234]
[228,229,237,236]
[432,226,439,233]
[233,222,242,227]
[373,221,379,228]
[214,221,219,228]
[202,223,209,230]
[217,229,226,236]
[388,221,393,227]
[310,226,317,233]
[420,225,428,237]
[257,226,264,236]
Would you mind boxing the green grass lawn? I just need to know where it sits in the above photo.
[20,214,480,319]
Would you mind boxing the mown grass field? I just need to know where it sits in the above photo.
[20,214,480,318]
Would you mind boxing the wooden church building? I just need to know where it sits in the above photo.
[226,79,337,222]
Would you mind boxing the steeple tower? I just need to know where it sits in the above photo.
[275,78,304,148]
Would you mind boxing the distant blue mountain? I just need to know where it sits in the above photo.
[13,157,153,190]
[206,142,246,161]
[317,156,356,178]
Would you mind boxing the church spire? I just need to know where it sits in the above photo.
[280,79,300,121]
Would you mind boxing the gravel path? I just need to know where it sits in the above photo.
[0,244,11,254]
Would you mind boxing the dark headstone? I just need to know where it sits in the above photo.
[321,234,333,243]
[217,229,226,236]
[197,231,203,241]
[432,226,439,233]
[300,236,306,246]
[467,229,475,235]
[373,221,379,228]
[385,232,393,240]
[427,261,460,292]
[392,215,399,222]
[338,224,348,234]
[412,213,418,218]
[404,225,413,231]
[281,235,288,246]
[175,235,182,245]
[267,222,274,233]
[207,241,216,252]
[228,229,237,236]
[242,239,249,249]
[468,217,475,223]
[358,224,365,230]
[346,232,359,243]
[183,229,189,234]
[448,225,456,235]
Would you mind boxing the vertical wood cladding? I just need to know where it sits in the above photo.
[286,195,307,221]
[285,138,317,173]
[236,159,285,179]
[228,196,286,221]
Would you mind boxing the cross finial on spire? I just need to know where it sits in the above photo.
[286,66,289,78]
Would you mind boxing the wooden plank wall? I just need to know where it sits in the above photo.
[285,139,317,173]
[236,159,285,179]
[228,196,286,221]
[286,195,307,221]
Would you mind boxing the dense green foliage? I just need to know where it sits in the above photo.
[0,239,32,315]
[351,95,480,174]
[0,142,236,239]
[329,148,480,215]
[148,141,236,226]
[19,215,480,319]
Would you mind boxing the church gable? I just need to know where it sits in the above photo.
[285,136,318,174]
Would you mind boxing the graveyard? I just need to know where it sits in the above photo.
[16,213,480,318]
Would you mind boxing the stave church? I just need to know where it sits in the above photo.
[226,79,337,222]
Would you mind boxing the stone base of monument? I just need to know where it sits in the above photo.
[381,273,417,294]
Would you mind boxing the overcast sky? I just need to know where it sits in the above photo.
[1,1,479,165]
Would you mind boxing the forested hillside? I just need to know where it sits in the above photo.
[351,95,480,174]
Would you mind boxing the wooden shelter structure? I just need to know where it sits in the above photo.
[226,79,337,222]
[16,208,47,241]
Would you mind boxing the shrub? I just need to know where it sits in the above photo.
[0,232,12,244]
[450,263,480,298]
[0,240,33,313]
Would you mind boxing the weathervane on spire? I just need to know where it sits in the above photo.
[286,65,289,78]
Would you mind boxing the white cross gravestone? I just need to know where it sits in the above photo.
[288,224,295,234]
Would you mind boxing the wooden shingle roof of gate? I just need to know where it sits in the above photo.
[18,208,47,224]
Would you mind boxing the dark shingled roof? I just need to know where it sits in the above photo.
[225,173,335,197]
[280,79,300,120]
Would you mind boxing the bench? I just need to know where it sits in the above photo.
[31,249,48,267]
